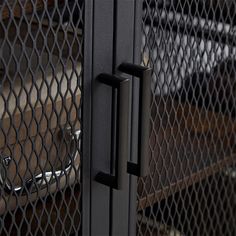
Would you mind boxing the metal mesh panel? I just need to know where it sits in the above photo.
[0,0,83,235]
[138,0,236,235]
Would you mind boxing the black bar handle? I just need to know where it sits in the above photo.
[119,63,152,177]
[95,74,130,189]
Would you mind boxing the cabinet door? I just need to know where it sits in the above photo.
[111,1,136,235]
[130,1,236,235]
[90,1,118,235]
[0,0,92,235]
[91,1,139,235]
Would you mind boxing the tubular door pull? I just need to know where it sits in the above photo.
[95,74,130,190]
[119,63,152,177]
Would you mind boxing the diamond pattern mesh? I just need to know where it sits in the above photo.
[0,0,83,235]
[138,0,236,235]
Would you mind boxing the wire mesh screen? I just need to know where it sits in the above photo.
[138,0,236,235]
[0,0,83,235]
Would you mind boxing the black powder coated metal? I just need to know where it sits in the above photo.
[119,63,152,177]
[111,1,136,235]
[95,63,152,187]
[90,0,115,235]
[82,0,93,235]
[95,73,130,190]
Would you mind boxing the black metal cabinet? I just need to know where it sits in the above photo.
[1,0,236,235]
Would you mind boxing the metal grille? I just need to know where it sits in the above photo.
[0,0,83,235]
[138,0,236,235]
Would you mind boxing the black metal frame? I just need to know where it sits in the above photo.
[81,0,93,235]
[90,0,115,235]
[111,1,137,235]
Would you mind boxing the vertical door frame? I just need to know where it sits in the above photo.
[127,1,144,235]
[127,2,153,234]
[111,0,136,235]
[112,1,144,235]
[89,0,115,235]
[82,0,93,235]
[112,1,145,235]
